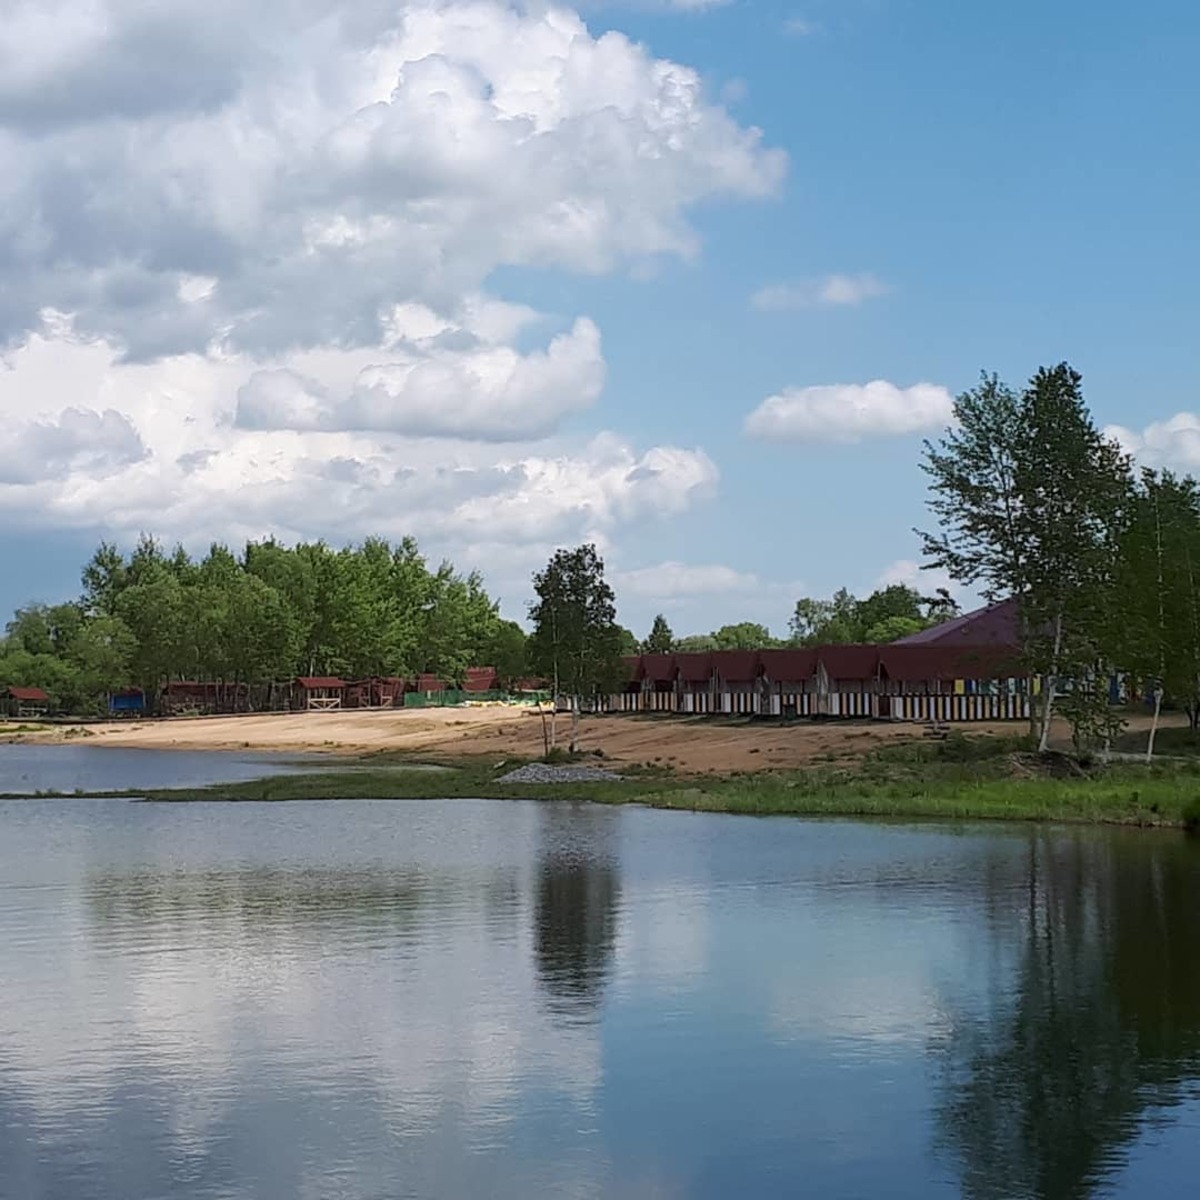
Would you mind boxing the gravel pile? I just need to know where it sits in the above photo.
[497,763,624,785]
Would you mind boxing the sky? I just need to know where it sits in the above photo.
[1,0,1198,640]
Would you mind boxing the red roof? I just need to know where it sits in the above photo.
[6,686,49,703]
[879,644,1022,682]
[757,649,817,682]
[675,652,713,684]
[417,674,447,691]
[816,645,880,681]
[709,650,759,684]
[896,598,1020,648]
[638,654,677,685]
[296,676,345,689]
[463,667,499,692]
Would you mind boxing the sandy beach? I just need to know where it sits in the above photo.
[1,704,1065,774]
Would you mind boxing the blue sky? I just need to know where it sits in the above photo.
[1,0,1197,640]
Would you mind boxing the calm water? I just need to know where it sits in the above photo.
[1,798,1200,1199]
[0,745,309,795]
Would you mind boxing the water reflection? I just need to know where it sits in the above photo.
[534,803,621,1018]
[938,831,1200,1200]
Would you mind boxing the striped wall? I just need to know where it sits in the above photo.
[886,694,1032,722]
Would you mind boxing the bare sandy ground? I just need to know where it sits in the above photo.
[1,703,1141,774]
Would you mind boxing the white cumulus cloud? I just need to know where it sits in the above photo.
[615,561,762,598]
[750,273,889,311]
[1105,414,1200,472]
[744,380,954,444]
[0,0,781,566]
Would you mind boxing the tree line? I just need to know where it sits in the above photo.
[0,536,529,713]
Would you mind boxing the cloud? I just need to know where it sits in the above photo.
[0,0,785,361]
[875,558,955,598]
[0,0,785,576]
[744,381,954,444]
[0,329,716,585]
[0,408,147,484]
[783,16,816,36]
[750,273,889,311]
[615,561,762,598]
[1105,415,1200,471]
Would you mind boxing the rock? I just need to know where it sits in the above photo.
[497,763,624,785]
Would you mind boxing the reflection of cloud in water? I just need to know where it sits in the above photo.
[0,852,610,1192]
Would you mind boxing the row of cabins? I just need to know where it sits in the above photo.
[153,667,506,715]
[611,644,1033,723]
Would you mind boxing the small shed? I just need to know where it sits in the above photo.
[2,685,51,718]
[878,645,1028,721]
[108,688,146,717]
[463,667,500,695]
[295,677,346,710]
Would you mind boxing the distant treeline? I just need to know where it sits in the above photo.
[0,536,529,714]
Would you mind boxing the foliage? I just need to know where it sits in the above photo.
[527,544,625,705]
[920,363,1133,750]
[788,584,952,645]
[1,535,512,712]
[643,614,675,654]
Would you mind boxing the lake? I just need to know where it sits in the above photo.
[1,794,1199,1199]
[0,744,310,796]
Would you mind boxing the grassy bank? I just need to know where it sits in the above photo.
[94,733,1200,827]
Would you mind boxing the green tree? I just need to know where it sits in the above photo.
[711,622,778,650]
[920,365,1131,751]
[528,544,623,750]
[643,614,675,654]
[481,619,529,688]
[674,634,717,653]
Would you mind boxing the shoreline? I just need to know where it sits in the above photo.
[4,751,1198,829]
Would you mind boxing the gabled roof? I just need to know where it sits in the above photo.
[5,686,49,703]
[638,654,677,685]
[709,650,759,684]
[896,598,1020,648]
[675,652,713,684]
[879,644,1022,682]
[757,648,817,682]
[816,645,879,681]
[296,676,345,689]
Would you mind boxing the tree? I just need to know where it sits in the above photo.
[674,634,717,653]
[643,614,674,654]
[481,619,529,688]
[711,622,778,650]
[919,365,1132,752]
[1111,471,1200,752]
[527,544,623,751]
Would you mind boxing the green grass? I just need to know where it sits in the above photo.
[90,747,1200,827]
[8,731,1200,827]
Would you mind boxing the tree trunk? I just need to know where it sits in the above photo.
[570,701,580,754]
[538,703,550,758]
[1146,687,1163,764]
[1037,612,1064,754]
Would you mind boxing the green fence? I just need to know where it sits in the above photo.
[403,690,538,708]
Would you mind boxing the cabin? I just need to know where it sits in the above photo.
[2,685,50,718]
[463,666,500,696]
[676,653,714,714]
[295,676,346,710]
[638,654,679,713]
[344,677,408,708]
[710,651,760,715]
[160,680,251,716]
[878,645,1029,721]
[757,649,817,717]
[813,646,879,717]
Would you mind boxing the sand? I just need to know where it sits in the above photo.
[2,704,1061,774]
[7,704,1177,775]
